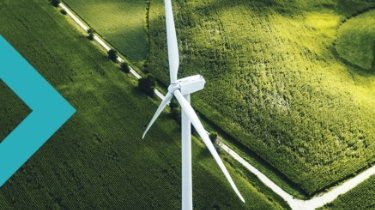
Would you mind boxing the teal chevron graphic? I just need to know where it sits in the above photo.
[0,35,76,187]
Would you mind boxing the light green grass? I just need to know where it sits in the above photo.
[63,0,147,63]
[0,0,289,209]
[147,0,375,195]
[336,10,375,70]
[198,111,309,200]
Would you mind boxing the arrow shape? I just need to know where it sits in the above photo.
[0,35,76,187]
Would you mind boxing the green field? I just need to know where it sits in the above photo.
[0,0,289,209]
[0,81,30,143]
[63,0,147,63]
[318,175,375,209]
[147,0,375,195]
[336,9,375,70]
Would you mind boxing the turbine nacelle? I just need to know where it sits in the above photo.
[168,75,206,95]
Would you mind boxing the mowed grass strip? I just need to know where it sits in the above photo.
[63,0,147,63]
[0,0,289,209]
[147,0,375,195]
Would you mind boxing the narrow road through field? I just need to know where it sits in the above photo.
[222,143,375,209]
[60,2,375,209]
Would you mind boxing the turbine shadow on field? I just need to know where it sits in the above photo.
[196,145,212,161]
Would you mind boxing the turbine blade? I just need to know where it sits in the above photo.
[165,0,179,84]
[142,92,173,139]
[174,90,245,203]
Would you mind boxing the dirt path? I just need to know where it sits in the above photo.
[222,143,375,210]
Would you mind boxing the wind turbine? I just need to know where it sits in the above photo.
[142,0,245,209]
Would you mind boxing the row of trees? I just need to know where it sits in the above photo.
[49,0,66,15]
[52,1,150,98]
[83,17,222,153]
[107,48,156,97]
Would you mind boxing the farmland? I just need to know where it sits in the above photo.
[0,81,30,143]
[318,174,375,209]
[147,0,375,195]
[63,0,147,63]
[0,0,289,209]
[336,9,375,70]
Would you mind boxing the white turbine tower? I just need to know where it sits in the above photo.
[142,0,245,209]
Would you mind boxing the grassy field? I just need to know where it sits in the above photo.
[63,0,147,64]
[147,0,375,195]
[0,0,289,209]
[336,9,375,70]
[0,81,30,144]
[318,175,375,209]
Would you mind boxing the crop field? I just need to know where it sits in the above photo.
[147,0,375,195]
[318,174,375,209]
[63,0,147,63]
[336,9,375,70]
[0,81,30,143]
[0,0,289,209]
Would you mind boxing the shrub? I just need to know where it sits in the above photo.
[88,33,94,40]
[87,28,93,33]
[60,9,67,15]
[121,62,130,73]
[51,0,60,7]
[138,74,155,97]
[209,132,221,153]
[209,133,218,143]
[107,49,117,63]
[87,28,94,40]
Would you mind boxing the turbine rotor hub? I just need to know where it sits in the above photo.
[168,83,181,94]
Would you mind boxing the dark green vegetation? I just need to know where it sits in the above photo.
[50,0,60,7]
[138,73,156,97]
[0,0,289,209]
[107,49,117,62]
[147,0,375,195]
[336,10,375,70]
[0,81,31,144]
[169,97,181,121]
[318,175,375,209]
[87,28,94,40]
[60,9,67,15]
[63,0,147,63]
[121,62,130,73]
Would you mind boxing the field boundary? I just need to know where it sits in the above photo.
[57,2,375,209]
[334,7,375,71]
